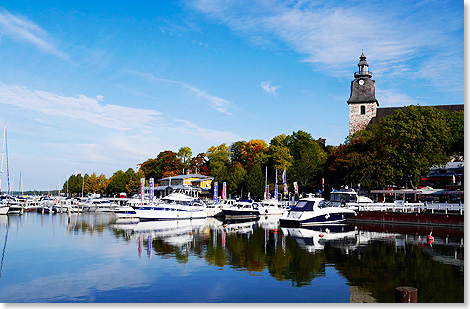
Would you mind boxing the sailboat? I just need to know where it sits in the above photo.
[0,122,9,215]
[0,122,19,215]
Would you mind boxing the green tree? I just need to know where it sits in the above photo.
[177,146,193,173]
[246,163,265,200]
[126,169,145,195]
[84,173,108,194]
[140,158,160,180]
[286,131,327,190]
[227,162,247,196]
[376,105,451,188]
[106,170,129,195]
[445,110,464,158]
[229,141,246,165]
[206,144,231,186]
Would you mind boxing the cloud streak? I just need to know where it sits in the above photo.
[190,0,462,86]
[261,81,280,95]
[131,72,233,115]
[0,83,162,131]
[0,9,68,59]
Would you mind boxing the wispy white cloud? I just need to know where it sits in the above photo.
[0,9,68,59]
[0,82,162,131]
[261,81,280,95]
[377,89,417,107]
[131,71,233,115]
[189,0,462,84]
[173,119,242,143]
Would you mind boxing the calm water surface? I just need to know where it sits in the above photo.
[0,212,464,303]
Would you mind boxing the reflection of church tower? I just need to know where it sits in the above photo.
[347,51,379,136]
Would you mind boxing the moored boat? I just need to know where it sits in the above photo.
[134,192,207,221]
[279,194,356,227]
[221,200,260,219]
[258,199,286,215]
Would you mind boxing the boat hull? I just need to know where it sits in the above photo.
[280,212,354,227]
[0,206,8,215]
[222,209,260,219]
[135,207,207,221]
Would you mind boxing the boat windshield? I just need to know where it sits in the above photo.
[292,200,315,211]
[318,200,331,208]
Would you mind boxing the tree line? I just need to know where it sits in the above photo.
[62,106,464,199]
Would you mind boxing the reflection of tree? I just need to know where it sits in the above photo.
[266,236,326,287]
[110,222,464,302]
[324,242,464,303]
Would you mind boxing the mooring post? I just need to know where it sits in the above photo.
[395,287,417,303]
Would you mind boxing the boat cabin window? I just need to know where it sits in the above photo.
[292,201,315,211]
[318,200,331,208]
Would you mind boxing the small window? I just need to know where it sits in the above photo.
[360,105,366,115]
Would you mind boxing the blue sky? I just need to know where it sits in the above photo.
[0,0,464,191]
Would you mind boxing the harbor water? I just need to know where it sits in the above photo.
[0,212,464,303]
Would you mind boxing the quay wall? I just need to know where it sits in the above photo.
[349,211,463,227]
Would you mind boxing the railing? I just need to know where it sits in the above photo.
[357,201,464,215]
[354,71,372,77]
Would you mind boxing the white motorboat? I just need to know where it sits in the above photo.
[81,197,119,212]
[6,198,23,215]
[329,188,373,210]
[279,194,356,227]
[257,199,286,215]
[204,199,235,217]
[0,204,8,215]
[221,199,260,219]
[113,205,138,219]
[134,193,207,221]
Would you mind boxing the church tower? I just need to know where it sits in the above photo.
[347,51,379,136]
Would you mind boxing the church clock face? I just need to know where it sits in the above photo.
[358,79,365,85]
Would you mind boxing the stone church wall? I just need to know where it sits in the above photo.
[349,103,377,136]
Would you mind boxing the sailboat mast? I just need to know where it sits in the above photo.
[0,122,5,195]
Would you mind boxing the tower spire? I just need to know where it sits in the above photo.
[355,51,372,77]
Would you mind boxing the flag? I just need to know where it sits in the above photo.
[266,184,270,200]
[275,167,278,184]
[140,178,145,205]
[282,168,286,184]
[283,183,288,194]
[213,182,218,203]
[274,184,278,200]
[293,181,298,194]
[149,178,154,203]
[222,182,227,199]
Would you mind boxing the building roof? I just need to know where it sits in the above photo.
[369,104,464,125]
[159,174,213,181]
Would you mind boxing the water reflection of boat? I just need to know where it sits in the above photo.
[257,214,282,230]
[222,217,259,235]
[281,224,357,252]
[112,218,207,247]
[280,194,356,227]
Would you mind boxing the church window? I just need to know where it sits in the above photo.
[361,105,366,115]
